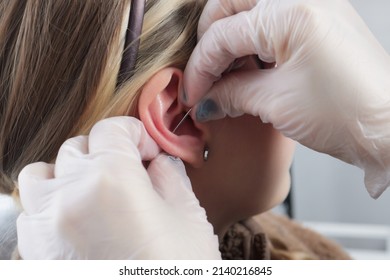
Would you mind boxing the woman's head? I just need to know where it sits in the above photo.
[0,0,203,188]
[0,0,295,236]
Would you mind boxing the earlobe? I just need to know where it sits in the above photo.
[138,68,207,167]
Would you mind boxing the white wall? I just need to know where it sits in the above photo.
[0,195,18,259]
[292,0,390,226]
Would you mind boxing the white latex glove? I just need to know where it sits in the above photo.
[183,0,390,198]
[17,117,221,259]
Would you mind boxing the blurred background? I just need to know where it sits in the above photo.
[288,0,390,259]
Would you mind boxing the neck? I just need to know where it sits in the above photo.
[202,205,244,240]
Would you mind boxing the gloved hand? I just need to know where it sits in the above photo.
[17,117,221,259]
[183,0,390,198]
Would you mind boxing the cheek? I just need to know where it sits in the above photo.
[206,115,295,215]
[251,128,295,212]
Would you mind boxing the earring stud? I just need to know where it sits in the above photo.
[203,146,209,161]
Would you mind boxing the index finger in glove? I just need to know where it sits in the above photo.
[193,67,284,123]
[183,10,261,106]
[198,0,258,39]
[88,116,160,161]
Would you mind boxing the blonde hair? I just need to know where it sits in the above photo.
[0,0,205,195]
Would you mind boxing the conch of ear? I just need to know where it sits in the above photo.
[138,67,209,168]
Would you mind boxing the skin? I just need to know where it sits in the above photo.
[185,57,296,237]
[186,115,295,237]
[139,57,295,238]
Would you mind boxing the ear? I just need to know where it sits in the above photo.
[138,68,207,168]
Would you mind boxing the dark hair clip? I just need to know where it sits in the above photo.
[117,0,146,85]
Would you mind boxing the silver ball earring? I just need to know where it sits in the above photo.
[203,146,209,162]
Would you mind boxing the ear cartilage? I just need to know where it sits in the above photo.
[172,108,193,134]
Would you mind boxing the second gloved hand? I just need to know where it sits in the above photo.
[184,0,390,198]
[17,117,220,259]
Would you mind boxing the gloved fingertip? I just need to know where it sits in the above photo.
[156,153,187,176]
[195,98,222,122]
[19,162,55,183]
[363,167,389,199]
[148,153,193,193]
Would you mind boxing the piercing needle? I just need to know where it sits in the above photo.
[172,108,193,134]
